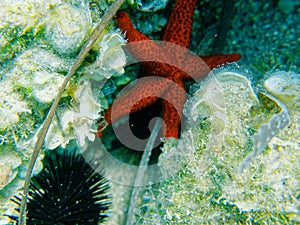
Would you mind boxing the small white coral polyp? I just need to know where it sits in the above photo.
[85,31,127,80]
[44,30,127,149]
[45,79,101,149]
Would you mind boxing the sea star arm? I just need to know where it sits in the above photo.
[161,77,187,138]
[117,11,151,43]
[99,2,242,139]
[103,77,173,125]
[200,54,242,70]
[179,53,242,81]
[162,0,197,48]
[117,11,169,74]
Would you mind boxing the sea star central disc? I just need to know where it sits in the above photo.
[98,0,241,139]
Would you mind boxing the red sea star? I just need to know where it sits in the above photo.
[99,0,241,138]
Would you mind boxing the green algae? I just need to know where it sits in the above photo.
[0,0,299,224]
[133,68,300,224]
[0,1,127,223]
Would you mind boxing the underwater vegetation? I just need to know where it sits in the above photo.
[0,0,299,224]
[140,67,300,224]
[0,0,126,223]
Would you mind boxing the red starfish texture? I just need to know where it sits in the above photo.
[98,0,241,139]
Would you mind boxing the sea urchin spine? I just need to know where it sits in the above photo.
[7,150,111,225]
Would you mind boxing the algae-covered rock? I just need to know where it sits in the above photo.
[0,0,94,61]
[45,79,102,150]
[45,3,93,55]
[134,67,300,224]
[277,0,299,14]
[224,1,300,75]
[0,1,127,223]
[0,0,45,62]
[0,0,119,62]
[0,46,69,223]
[0,47,71,143]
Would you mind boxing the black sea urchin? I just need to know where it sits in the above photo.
[7,150,110,225]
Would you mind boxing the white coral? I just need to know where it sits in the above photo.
[85,31,127,80]
[184,69,258,150]
[264,71,300,109]
[45,79,101,149]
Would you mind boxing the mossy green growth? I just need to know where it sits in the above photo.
[0,1,128,223]
[133,68,300,224]
[0,0,114,62]
[0,0,46,62]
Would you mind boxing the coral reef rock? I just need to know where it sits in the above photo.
[134,67,300,224]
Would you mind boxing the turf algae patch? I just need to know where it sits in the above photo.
[132,67,299,224]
